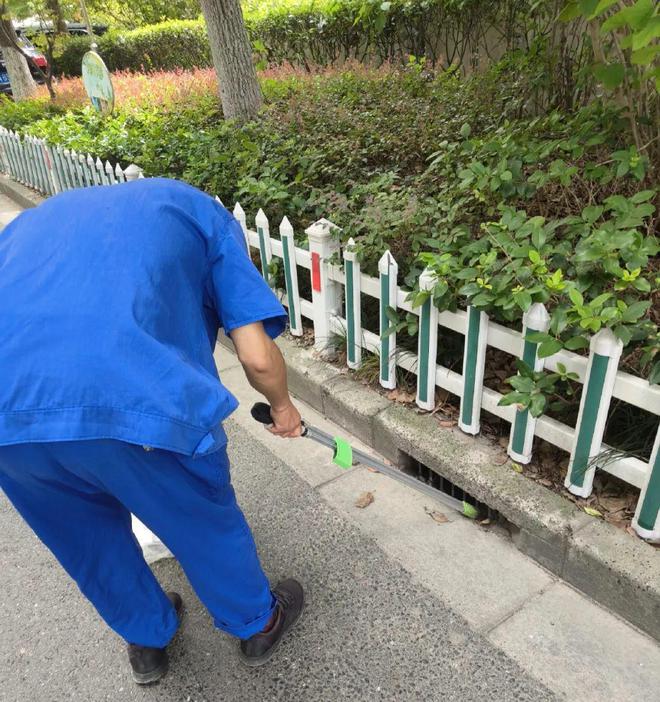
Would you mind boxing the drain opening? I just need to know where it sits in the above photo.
[400,453,500,522]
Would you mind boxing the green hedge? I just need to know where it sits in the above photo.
[55,1,552,78]
[55,20,211,76]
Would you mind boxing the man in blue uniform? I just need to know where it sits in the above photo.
[0,178,304,683]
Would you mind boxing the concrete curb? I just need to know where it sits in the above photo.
[277,335,660,642]
[0,176,45,209]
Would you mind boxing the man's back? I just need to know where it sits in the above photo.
[0,178,285,455]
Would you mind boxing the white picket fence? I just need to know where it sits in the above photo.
[0,127,143,193]
[238,208,660,542]
[1,128,658,541]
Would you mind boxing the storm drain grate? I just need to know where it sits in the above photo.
[401,454,500,522]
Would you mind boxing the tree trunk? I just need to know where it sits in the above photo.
[0,15,37,102]
[199,0,262,123]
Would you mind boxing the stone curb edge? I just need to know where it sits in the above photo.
[0,176,45,209]
[271,334,660,642]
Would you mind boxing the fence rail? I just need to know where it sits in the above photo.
[1,128,658,542]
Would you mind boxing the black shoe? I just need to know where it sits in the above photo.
[239,579,304,667]
[127,591,183,684]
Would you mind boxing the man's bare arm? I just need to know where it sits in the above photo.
[229,322,302,438]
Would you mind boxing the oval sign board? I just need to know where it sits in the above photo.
[82,51,114,115]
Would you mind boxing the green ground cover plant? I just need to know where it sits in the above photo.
[6,63,656,392]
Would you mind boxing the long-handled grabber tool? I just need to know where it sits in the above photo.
[251,402,479,518]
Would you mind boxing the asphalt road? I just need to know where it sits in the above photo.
[1,421,555,702]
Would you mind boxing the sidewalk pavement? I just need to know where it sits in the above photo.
[1,198,659,701]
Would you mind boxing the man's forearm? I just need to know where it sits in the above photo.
[241,338,292,410]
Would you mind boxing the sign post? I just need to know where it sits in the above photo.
[81,49,114,115]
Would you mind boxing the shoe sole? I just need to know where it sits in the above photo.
[238,596,305,668]
[132,659,169,685]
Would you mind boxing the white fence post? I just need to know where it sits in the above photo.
[305,218,341,356]
[44,144,59,193]
[379,251,398,390]
[459,305,489,435]
[564,328,623,497]
[232,202,249,251]
[280,216,303,336]
[343,238,362,369]
[633,426,660,541]
[507,303,550,464]
[416,268,438,411]
[255,208,273,282]
[123,163,143,181]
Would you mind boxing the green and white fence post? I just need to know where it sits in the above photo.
[379,250,398,390]
[306,218,341,357]
[79,152,93,187]
[459,306,489,435]
[115,163,126,183]
[343,238,362,369]
[232,202,250,251]
[508,303,550,463]
[96,156,108,185]
[255,208,273,282]
[280,216,303,337]
[33,137,48,193]
[633,426,660,541]
[416,268,438,411]
[565,328,623,497]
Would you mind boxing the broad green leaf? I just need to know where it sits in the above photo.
[559,2,581,21]
[526,330,552,344]
[590,0,619,17]
[581,205,603,222]
[632,44,660,65]
[568,288,584,307]
[514,289,532,311]
[460,123,471,138]
[538,338,563,358]
[625,0,654,31]
[462,502,479,519]
[578,0,599,15]
[564,335,590,350]
[593,62,625,90]
[632,15,660,50]
[613,325,633,345]
[601,7,629,31]
[621,300,651,322]
[511,462,524,473]
[630,189,656,203]
[529,393,547,417]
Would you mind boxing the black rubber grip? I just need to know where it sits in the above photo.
[251,402,274,425]
[250,402,308,436]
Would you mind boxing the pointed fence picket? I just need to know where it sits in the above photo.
[459,306,489,435]
[256,208,273,282]
[379,251,398,390]
[508,304,550,464]
[343,238,362,369]
[279,216,303,337]
[416,268,439,411]
[2,128,659,543]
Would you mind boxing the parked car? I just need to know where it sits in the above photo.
[0,35,48,97]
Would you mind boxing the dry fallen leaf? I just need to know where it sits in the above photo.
[387,389,416,404]
[493,453,509,465]
[477,518,492,526]
[583,506,603,518]
[424,507,449,524]
[355,491,375,509]
[438,419,457,428]
[538,478,553,487]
